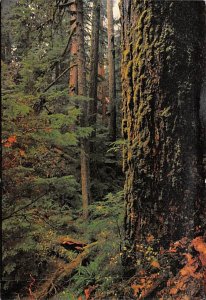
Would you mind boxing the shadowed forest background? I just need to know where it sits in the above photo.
[1,0,206,299]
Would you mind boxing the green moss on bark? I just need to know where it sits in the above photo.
[121,0,205,259]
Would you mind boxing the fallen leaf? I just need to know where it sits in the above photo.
[180,264,200,278]
[3,142,12,148]
[131,283,142,296]
[85,288,90,300]
[170,287,178,295]
[183,253,194,264]
[151,260,160,269]
[7,135,17,143]
[192,237,206,266]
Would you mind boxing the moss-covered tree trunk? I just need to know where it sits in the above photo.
[107,0,117,141]
[121,0,205,254]
[77,0,91,219]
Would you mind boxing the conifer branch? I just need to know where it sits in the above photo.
[2,192,47,221]
[43,64,77,93]
[50,22,76,70]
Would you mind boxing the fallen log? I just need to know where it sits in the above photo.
[57,236,87,252]
[33,242,98,300]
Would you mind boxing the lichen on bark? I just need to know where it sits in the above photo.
[121,0,206,259]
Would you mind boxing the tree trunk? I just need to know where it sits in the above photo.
[1,0,16,63]
[68,3,78,94]
[107,0,116,141]
[98,64,107,124]
[121,0,205,255]
[89,0,101,139]
[76,0,91,219]
[99,3,107,125]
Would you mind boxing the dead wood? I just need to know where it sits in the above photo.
[33,242,97,299]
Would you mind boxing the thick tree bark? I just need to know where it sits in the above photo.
[89,0,101,137]
[107,0,116,141]
[121,0,205,255]
[76,0,91,219]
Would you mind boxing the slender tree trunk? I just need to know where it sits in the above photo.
[107,0,116,141]
[89,0,101,139]
[121,0,205,258]
[97,63,106,121]
[99,65,107,125]
[76,0,91,219]
[99,3,107,125]
[68,3,78,94]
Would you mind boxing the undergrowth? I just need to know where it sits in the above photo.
[54,190,125,299]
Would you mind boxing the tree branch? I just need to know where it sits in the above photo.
[58,1,75,8]
[63,23,77,57]
[43,64,77,93]
[49,23,76,70]
[2,192,47,221]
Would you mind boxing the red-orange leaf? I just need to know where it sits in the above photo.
[169,287,178,295]
[4,142,12,148]
[131,283,142,296]
[151,260,160,269]
[192,237,206,266]
[7,135,17,143]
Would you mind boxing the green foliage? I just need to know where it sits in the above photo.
[32,129,78,147]
[64,191,125,296]
[72,260,101,290]
[46,191,124,298]
[108,139,126,153]
[2,0,124,298]
[2,209,54,291]
[2,1,83,295]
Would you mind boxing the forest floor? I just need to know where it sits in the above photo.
[29,202,206,300]
[81,235,206,300]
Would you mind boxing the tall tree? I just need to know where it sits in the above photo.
[68,2,78,94]
[121,0,205,256]
[89,0,101,137]
[98,2,107,124]
[107,0,116,141]
[76,0,91,218]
